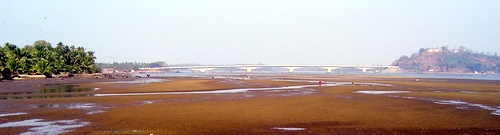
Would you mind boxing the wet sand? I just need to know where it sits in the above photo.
[1,74,500,134]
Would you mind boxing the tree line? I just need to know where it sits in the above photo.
[437,51,500,72]
[96,61,168,72]
[1,40,97,79]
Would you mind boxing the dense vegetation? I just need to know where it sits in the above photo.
[392,46,500,73]
[1,40,97,78]
[96,61,168,71]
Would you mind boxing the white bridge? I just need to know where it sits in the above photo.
[140,64,398,73]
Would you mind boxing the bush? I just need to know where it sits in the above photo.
[1,68,13,80]
[43,72,53,78]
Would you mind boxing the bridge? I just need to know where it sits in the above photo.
[139,64,398,73]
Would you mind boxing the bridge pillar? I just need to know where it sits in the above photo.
[190,68,216,73]
[238,67,261,73]
[320,67,339,73]
[358,68,371,73]
[284,67,299,73]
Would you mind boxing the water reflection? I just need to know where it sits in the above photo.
[0,84,93,100]
[38,85,92,93]
[354,90,500,116]
[0,119,89,135]
[1,94,93,100]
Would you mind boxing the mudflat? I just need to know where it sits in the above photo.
[1,74,499,134]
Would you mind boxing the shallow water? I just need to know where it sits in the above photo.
[98,78,166,84]
[1,94,94,100]
[354,91,500,116]
[94,80,393,97]
[0,112,27,117]
[405,96,500,116]
[272,127,306,131]
[0,119,89,135]
[29,103,107,115]
[0,84,94,100]
[434,90,482,94]
[95,83,340,97]
[39,84,91,93]
[354,90,410,95]
[333,95,354,99]
[432,99,500,116]
[274,79,394,87]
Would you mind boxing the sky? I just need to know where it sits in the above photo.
[1,0,499,65]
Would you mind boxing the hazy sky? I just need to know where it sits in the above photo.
[1,0,499,65]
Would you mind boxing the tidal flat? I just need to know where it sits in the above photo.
[1,74,500,134]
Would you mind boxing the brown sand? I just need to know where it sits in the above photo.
[1,75,499,134]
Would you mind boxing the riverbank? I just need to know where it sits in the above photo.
[0,73,135,92]
[1,74,499,134]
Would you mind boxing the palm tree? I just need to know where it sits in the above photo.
[3,43,17,51]
[12,48,30,74]
[85,51,97,73]
[2,41,98,75]
[31,59,52,76]
[0,45,5,70]
[2,44,21,74]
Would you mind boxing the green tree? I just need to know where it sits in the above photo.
[418,48,426,55]
[0,46,5,70]
[1,41,98,75]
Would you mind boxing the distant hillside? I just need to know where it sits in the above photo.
[391,46,500,73]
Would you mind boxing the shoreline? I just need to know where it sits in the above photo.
[0,73,136,92]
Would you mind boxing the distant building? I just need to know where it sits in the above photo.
[101,68,114,74]
[427,48,441,52]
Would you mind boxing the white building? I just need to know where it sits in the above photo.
[427,48,441,52]
[101,68,114,74]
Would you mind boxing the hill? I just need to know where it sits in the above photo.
[391,46,500,73]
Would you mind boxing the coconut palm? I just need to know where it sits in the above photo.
[1,41,98,75]
[31,59,52,75]
[0,45,5,70]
